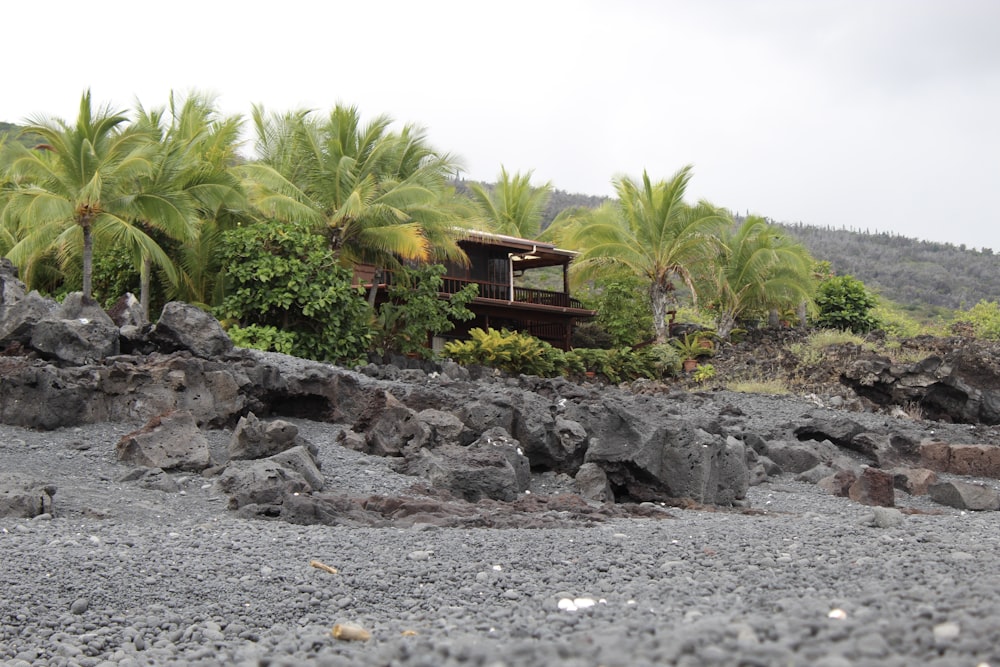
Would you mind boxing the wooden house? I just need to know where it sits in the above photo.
[354,230,596,351]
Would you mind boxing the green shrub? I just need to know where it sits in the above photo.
[373,264,477,359]
[692,363,716,383]
[215,220,373,364]
[444,328,672,382]
[444,328,566,377]
[227,324,297,355]
[813,274,880,333]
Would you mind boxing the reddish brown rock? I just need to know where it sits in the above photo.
[947,444,1000,477]
[919,441,951,471]
[892,467,939,496]
[818,469,857,497]
[848,467,895,506]
[919,441,1000,478]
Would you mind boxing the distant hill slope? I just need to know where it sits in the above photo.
[0,122,39,149]
[778,223,999,311]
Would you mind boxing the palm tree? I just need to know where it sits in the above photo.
[1,90,158,302]
[703,216,815,340]
[129,93,245,316]
[552,166,730,343]
[240,104,468,269]
[467,166,552,239]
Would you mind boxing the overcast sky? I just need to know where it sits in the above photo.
[6,0,999,250]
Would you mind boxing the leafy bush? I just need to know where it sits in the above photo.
[227,324,296,355]
[444,328,674,382]
[954,300,1000,340]
[872,302,926,339]
[813,274,880,333]
[585,277,655,347]
[443,328,566,377]
[373,264,478,359]
[692,363,716,383]
[215,220,373,364]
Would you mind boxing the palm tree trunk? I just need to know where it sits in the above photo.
[141,255,152,320]
[716,312,737,341]
[650,281,673,344]
[81,224,94,303]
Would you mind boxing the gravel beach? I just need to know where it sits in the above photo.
[3,406,1000,667]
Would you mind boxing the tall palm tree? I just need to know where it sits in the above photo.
[467,166,552,239]
[1,91,159,302]
[130,93,245,316]
[240,104,468,269]
[552,166,729,343]
[704,216,815,340]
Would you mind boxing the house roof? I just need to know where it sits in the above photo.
[456,229,578,270]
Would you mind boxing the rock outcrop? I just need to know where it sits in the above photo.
[3,259,1000,518]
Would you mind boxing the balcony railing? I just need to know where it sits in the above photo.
[370,268,588,311]
[440,275,587,310]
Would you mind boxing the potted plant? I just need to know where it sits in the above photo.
[672,333,714,372]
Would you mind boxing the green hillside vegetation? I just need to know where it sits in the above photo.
[0,122,41,149]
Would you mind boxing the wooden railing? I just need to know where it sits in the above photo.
[440,275,586,310]
[374,269,587,310]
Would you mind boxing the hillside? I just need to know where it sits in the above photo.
[778,222,999,312]
[0,122,40,149]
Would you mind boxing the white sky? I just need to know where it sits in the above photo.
[6,0,1000,250]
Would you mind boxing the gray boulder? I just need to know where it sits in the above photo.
[584,403,749,505]
[792,415,865,449]
[217,459,313,510]
[361,393,429,456]
[115,410,212,472]
[118,467,180,493]
[56,292,116,325]
[928,480,1000,511]
[415,409,470,447]
[30,316,120,365]
[843,348,1000,425]
[269,445,325,492]
[0,291,58,347]
[149,301,233,359]
[575,462,614,503]
[0,474,56,518]
[0,258,27,306]
[228,412,301,460]
[402,429,530,502]
[107,292,147,327]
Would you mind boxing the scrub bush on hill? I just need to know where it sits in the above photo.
[216,220,373,364]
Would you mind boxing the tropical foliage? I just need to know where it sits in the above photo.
[953,300,1000,340]
[240,104,469,269]
[443,328,677,382]
[467,167,552,239]
[549,166,729,343]
[813,274,880,333]
[215,219,373,364]
[373,264,478,359]
[1,91,166,301]
[702,216,815,340]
